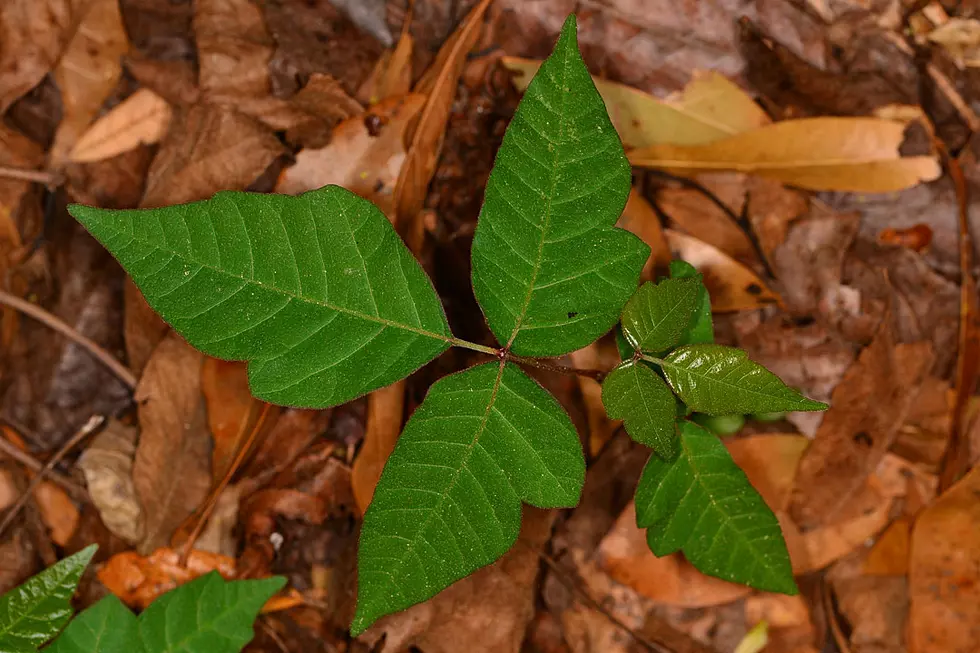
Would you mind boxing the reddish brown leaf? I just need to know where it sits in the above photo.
[0,0,77,113]
[616,187,671,282]
[351,383,403,515]
[99,547,236,609]
[201,358,254,482]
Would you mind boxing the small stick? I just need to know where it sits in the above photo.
[0,423,88,500]
[0,166,61,187]
[0,415,104,538]
[0,290,137,390]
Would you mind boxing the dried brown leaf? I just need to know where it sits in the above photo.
[658,185,758,266]
[78,419,143,545]
[49,0,130,166]
[789,322,934,529]
[358,10,414,105]
[616,187,671,282]
[276,94,426,217]
[201,358,254,482]
[133,333,211,553]
[123,279,169,377]
[99,547,236,610]
[665,229,780,311]
[351,383,403,515]
[630,118,942,192]
[69,89,172,164]
[193,0,272,99]
[909,464,980,652]
[0,0,77,113]
[142,103,284,207]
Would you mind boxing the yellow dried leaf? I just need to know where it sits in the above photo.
[630,117,941,192]
[69,89,172,163]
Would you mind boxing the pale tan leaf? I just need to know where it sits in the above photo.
[78,419,144,545]
[665,229,780,311]
[276,93,426,217]
[503,60,767,149]
[69,89,172,163]
[630,117,942,192]
[133,333,211,553]
[49,0,130,166]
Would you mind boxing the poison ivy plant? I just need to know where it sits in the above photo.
[67,12,827,637]
[0,545,281,653]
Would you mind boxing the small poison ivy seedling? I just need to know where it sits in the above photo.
[0,544,282,652]
[68,15,826,636]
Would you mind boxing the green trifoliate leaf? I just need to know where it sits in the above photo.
[635,421,796,594]
[601,362,678,459]
[659,344,828,415]
[669,260,713,345]
[0,544,95,652]
[470,15,648,356]
[46,595,138,653]
[69,186,452,408]
[621,278,701,353]
[353,361,584,635]
[138,573,284,653]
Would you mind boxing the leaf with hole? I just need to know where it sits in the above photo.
[68,186,452,408]
[659,344,827,415]
[0,544,96,652]
[602,361,678,459]
[470,15,648,356]
[352,361,584,635]
[635,421,796,593]
[621,277,701,353]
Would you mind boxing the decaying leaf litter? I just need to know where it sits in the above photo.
[0,0,978,652]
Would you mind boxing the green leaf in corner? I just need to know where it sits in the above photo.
[45,595,138,653]
[353,362,584,635]
[138,573,284,653]
[68,186,452,409]
[659,344,828,415]
[621,278,701,353]
[669,260,713,345]
[635,421,796,594]
[0,544,96,652]
[601,362,678,459]
[470,15,648,356]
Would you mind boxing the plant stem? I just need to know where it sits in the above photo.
[641,354,665,366]
[447,337,500,356]
[507,354,607,383]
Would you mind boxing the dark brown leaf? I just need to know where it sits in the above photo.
[0,0,77,113]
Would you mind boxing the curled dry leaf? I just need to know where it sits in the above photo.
[99,547,236,610]
[49,0,129,166]
[616,187,671,282]
[395,0,493,247]
[665,229,779,311]
[69,89,173,164]
[357,7,414,105]
[789,321,934,529]
[503,61,769,148]
[133,333,211,554]
[77,419,143,545]
[276,93,426,217]
[630,117,942,192]
[141,103,284,207]
[909,464,980,653]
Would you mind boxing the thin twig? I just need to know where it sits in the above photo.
[0,166,61,187]
[506,353,607,383]
[0,422,88,500]
[0,290,137,390]
[0,415,104,538]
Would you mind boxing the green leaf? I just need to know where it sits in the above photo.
[659,344,828,415]
[138,573,284,653]
[621,278,700,353]
[669,260,713,345]
[353,361,584,635]
[635,421,796,594]
[68,186,452,408]
[0,544,95,652]
[470,15,648,356]
[45,595,139,653]
[601,362,678,459]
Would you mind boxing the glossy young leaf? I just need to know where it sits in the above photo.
[621,278,701,353]
[602,362,678,459]
[470,15,648,356]
[138,573,284,653]
[669,260,713,345]
[659,344,827,415]
[635,421,796,593]
[0,544,96,652]
[353,361,584,634]
[46,595,138,653]
[69,186,452,408]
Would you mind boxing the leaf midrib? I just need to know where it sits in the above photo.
[105,223,452,346]
[379,360,507,600]
[506,44,571,349]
